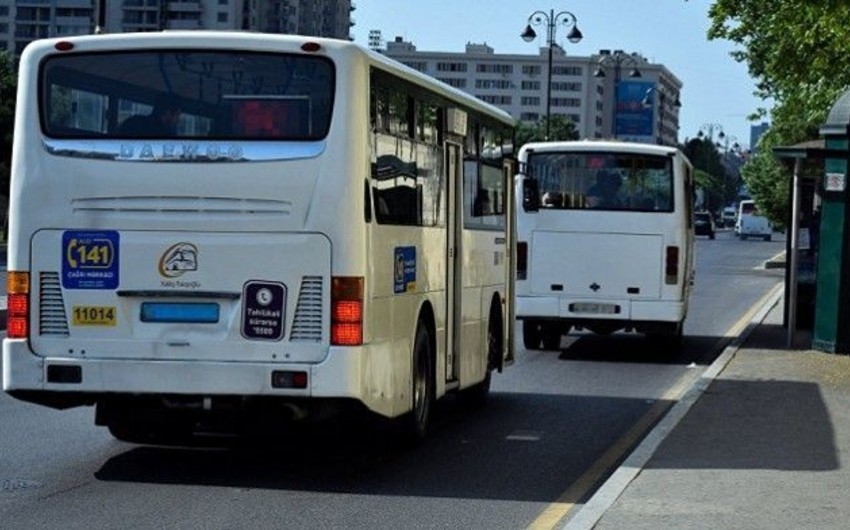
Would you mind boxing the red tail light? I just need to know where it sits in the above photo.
[7,271,30,339]
[517,241,528,280]
[665,246,679,285]
[331,276,363,346]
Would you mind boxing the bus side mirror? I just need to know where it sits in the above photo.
[522,177,540,212]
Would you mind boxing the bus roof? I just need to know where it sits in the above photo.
[23,30,515,129]
[518,140,681,159]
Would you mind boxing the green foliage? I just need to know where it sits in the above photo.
[515,114,579,148]
[682,137,737,210]
[0,51,16,201]
[702,0,850,226]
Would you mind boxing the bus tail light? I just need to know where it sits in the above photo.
[517,241,528,280]
[331,276,363,346]
[7,271,30,339]
[665,246,679,285]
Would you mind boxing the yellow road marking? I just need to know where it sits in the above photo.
[527,282,783,529]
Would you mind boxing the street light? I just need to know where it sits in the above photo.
[521,9,583,140]
[594,50,642,139]
[641,87,681,145]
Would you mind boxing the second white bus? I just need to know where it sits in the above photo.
[3,32,516,443]
[515,140,695,350]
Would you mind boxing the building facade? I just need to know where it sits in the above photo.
[383,37,682,146]
[0,0,353,57]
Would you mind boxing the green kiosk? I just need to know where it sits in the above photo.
[772,88,850,353]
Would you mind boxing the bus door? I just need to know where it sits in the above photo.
[445,141,463,383]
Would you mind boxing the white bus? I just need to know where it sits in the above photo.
[3,32,517,443]
[515,141,695,350]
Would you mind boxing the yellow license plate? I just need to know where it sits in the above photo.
[72,306,117,326]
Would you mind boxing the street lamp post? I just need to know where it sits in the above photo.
[521,9,583,140]
[641,87,681,145]
[594,51,642,139]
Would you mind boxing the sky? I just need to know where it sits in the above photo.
[349,0,769,150]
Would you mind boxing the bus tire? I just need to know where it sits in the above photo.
[523,320,542,350]
[462,302,501,407]
[648,322,683,350]
[403,322,434,443]
[541,324,561,351]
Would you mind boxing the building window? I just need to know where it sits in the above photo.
[477,95,512,105]
[437,78,467,88]
[551,66,582,76]
[217,12,228,22]
[476,63,513,74]
[551,82,582,92]
[475,79,512,90]
[437,62,467,72]
[402,61,427,72]
[551,97,581,107]
[521,80,540,90]
[521,96,541,106]
[522,64,542,75]
[520,112,540,121]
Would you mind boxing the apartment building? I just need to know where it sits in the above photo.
[0,0,353,57]
[383,37,682,145]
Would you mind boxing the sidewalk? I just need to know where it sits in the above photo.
[566,292,850,529]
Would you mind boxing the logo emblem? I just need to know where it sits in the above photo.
[159,242,199,278]
[589,282,601,292]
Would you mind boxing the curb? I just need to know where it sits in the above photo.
[562,283,785,530]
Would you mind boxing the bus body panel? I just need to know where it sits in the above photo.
[30,229,331,363]
[530,231,663,298]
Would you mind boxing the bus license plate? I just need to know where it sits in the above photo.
[72,305,117,326]
[569,302,619,315]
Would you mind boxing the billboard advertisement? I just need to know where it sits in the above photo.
[615,80,655,142]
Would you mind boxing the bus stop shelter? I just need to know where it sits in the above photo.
[773,86,850,354]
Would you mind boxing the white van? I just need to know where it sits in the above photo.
[735,199,772,241]
[515,141,695,350]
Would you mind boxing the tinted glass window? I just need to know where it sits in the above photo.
[526,151,674,212]
[41,50,335,140]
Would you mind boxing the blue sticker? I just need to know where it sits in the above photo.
[62,230,120,289]
[393,246,416,294]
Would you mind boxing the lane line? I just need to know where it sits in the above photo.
[526,281,784,530]
[526,371,696,530]
[563,282,783,530]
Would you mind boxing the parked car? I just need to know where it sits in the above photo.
[694,211,716,239]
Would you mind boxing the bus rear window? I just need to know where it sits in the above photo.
[40,50,334,140]
[526,151,674,212]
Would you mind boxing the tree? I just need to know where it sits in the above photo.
[702,0,850,225]
[0,51,16,196]
[515,114,579,148]
[682,137,731,211]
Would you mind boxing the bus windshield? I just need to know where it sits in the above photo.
[41,51,335,140]
[526,151,673,212]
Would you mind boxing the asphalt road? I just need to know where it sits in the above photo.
[0,229,786,529]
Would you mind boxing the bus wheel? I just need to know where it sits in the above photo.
[541,324,562,351]
[404,322,434,443]
[523,320,541,350]
[648,322,683,351]
[462,304,501,407]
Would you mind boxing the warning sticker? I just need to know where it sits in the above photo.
[241,281,286,341]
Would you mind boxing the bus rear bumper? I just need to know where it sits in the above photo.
[516,296,686,323]
[2,340,395,417]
